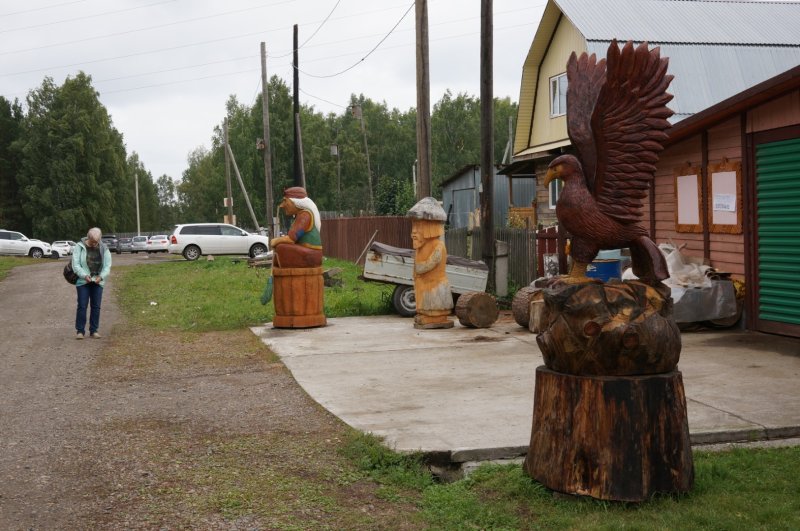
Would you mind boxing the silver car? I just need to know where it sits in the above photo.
[131,235,148,253]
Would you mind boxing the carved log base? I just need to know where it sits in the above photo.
[272,266,327,329]
[524,366,693,502]
[414,312,454,329]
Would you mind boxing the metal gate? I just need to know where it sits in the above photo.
[755,136,800,336]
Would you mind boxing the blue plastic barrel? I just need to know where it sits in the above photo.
[586,259,622,282]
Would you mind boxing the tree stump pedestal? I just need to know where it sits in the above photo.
[272,265,327,329]
[524,366,693,501]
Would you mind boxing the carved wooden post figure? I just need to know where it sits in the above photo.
[523,41,694,502]
[408,197,454,329]
[268,187,326,328]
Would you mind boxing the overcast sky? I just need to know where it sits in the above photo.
[1,0,546,182]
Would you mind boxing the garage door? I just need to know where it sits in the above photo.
[755,136,800,335]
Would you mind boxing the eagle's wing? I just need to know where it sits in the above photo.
[566,51,606,193]
[591,40,674,225]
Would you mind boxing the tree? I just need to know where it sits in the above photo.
[0,96,25,231]
[156,174,179,229]
[15,73,129,240]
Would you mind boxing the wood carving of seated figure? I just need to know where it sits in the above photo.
[269,187,323,268]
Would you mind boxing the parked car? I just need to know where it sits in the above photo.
[146,234,170,253]
[131,235,148,253]
[51,240,75,258]
[29,239,53,258]
[168,223,270,261]
[118,237,133,253]
[101,234,120,254]
[0,229,52,258]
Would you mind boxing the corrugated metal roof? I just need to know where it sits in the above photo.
[556,0,800,45]
[514,0,800,155]
[585,41,800,117]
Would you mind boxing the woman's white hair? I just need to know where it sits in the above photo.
[289,197,321,234]
[87,227,102,242]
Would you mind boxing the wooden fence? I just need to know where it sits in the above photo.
[322,216,412,263]
[322,216,570,290]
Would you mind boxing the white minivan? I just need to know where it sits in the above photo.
[168,223,270,261]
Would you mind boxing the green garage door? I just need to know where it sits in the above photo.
[756,137,800,331]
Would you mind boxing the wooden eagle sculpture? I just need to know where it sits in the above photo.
[544,40,673,284]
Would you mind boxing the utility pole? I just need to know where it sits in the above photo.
[292,24,302,187]
[224,119,234,224]
[415,0,432,199]
[480,0,495,291]
[260,42,274,237]
[134,171,140,236]
[351,104,374,213]
[330,142,342,214]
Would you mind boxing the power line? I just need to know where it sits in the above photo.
[0,0,177,34]
[298,0,342,48]
[299,88,348,109]
[0,0,89,18]
[101,67,260,95]
[0,0,297,56]
[94,55,255,83]
[296,1,414,79]
[0,22,534,101]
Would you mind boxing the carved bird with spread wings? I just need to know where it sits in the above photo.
[544,40,673,284]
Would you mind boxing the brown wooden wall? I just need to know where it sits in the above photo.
[322,216,412,263]
[652,116,746,278]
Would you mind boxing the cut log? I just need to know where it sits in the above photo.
[455,291,498,328]
[524,366,694,501]
[512,286,539,327]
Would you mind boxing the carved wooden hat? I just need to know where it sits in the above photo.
[283,187,308,199]
[407,197,446,221]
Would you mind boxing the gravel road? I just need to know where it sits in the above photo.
[0,254,346,529]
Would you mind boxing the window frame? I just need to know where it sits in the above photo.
[548,179,563,210]
[549,73,567,117]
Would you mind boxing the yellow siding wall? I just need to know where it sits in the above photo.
[531,22,586,149]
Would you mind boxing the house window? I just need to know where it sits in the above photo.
[550,73,567,117]
[548,179,563,209]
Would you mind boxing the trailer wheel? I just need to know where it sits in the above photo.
[392,285,416,317]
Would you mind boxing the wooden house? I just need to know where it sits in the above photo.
[505,0,800,337]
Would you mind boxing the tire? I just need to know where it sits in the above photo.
[183,245,201,261]
[250,243,268,258]
[51,251,60,259]
[29,248,43,259]
[392,285,416,317]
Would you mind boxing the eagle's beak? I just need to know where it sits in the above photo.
[543,165,561,187]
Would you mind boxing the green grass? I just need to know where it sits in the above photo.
[114,256,394,331]
[412,447,800,529]
[106,255,800,528]
[0,255,50,281]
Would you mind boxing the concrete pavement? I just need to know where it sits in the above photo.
[251,314,800,467]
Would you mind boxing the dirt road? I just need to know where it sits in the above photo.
[0,255,385,529]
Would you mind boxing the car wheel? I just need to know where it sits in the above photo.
[29,248,43,259]
[250,243,268,258]
[183,245,201,261]
[51,251,60,259]
[392,285,416,317]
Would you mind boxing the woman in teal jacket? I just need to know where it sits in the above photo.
[71,227,112,339]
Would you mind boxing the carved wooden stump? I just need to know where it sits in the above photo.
[524,366,693,501]
[272,266,326,328]
[455,291,498,328]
